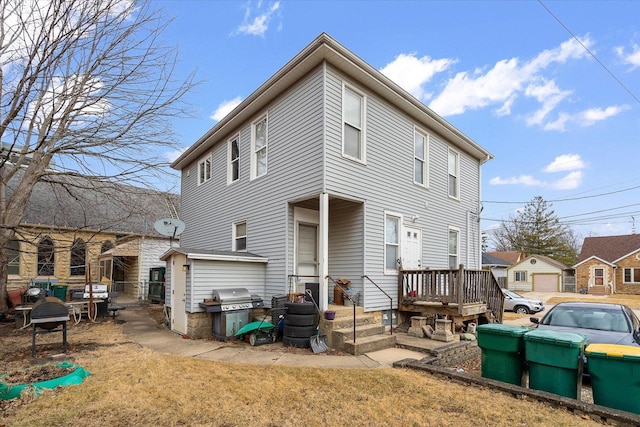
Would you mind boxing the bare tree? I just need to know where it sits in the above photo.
[0,0,195,310]
[489,196,580,266]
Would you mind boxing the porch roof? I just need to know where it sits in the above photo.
[98,240,139,258]
[160,247,268,263]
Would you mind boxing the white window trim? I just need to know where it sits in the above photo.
[384,211,402,274]
[414,127,430,188]
[227,134,240,185]
[448,226,460,269]
[197,153,212,186]
[250,114,268,180]
[342,83,366,164]
[448,148,460,200]
[232,220,247,252]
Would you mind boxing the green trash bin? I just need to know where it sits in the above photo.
[477,324,530,385]
[585,343,640,414]
[52,285,68,302]
[524,329,586,399]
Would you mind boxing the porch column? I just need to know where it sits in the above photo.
[319,193,329,311]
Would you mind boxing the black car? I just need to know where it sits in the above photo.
[530,302,640,346]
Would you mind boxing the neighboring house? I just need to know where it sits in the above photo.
[507,254,572,292]
[5,168,180,300]
[164,33,493,338]
[574,234,640,295]
[482,253,510,287]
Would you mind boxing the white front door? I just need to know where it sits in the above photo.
[402,226,422,269]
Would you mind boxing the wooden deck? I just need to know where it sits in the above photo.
[398,266,504,325]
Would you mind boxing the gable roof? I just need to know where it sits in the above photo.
[576,234,640,264]
[7,168,180,237]
[486,251,526,264]
[482,253,511,267]
[172,33,493,171]
[509,254,569,271]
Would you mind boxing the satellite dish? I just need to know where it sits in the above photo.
[154,218,186,239]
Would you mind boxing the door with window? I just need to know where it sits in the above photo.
[402,226,422,269]
[594,268,604,286]
[297,223,318,279]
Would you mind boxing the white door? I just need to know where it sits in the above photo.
[402,226,422,269]
[297,223,318,278]
[171,256,187,334]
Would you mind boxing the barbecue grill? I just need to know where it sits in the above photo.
[30,296,70,357]
[199,288,264,339]
[83,284,109,299]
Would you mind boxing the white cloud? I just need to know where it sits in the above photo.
[544,105,629,131]
[524,80,572,126]
[548,171,583,190]
[166,147,187,162]
[235,1,281,37]
[210,97,243,122]
[380,53,456,101]
[490,172,582,190]
[429,36,593,126]
[544,154,585,172]
[616,43,640,70]
[578,105,631,126]
[489,175,543,186]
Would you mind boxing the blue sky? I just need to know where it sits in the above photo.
[155,0,640,244]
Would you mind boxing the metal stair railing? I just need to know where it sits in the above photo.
[326,275,357,344]
[362,275,393,335]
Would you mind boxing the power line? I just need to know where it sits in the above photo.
[538,0,640,105]
[482,184,640,204]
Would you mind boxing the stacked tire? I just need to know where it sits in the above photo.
[283,301,317,348]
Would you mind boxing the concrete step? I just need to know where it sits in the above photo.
[333,323,387,343]
[342,334,397,356]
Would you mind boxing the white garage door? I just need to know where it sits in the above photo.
[533,274,559,292]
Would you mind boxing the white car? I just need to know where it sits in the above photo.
[501,288,544,315]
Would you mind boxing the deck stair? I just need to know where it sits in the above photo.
[320,305,396,356]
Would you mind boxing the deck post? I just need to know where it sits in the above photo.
[457,264,464,315]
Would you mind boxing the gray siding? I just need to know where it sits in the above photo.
[180,67,326,303]
[187,260,266,312]
[323,66,482,311]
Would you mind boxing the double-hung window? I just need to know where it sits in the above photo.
[198,154,212,185]
[228,135,239,184]
[448,227,459,268]
[448,149,459,199]
[233,221,247,251]
[385,213,401,273]
[514,271,527,282]
[343,86,365,162]
[624,268,640,284]
[251,115,268,179]
[414,129,429,186]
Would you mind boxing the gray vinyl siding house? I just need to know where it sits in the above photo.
[164,33,492,337]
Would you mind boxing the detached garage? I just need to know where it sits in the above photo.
[507,255,571,292]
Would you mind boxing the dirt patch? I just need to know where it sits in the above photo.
[1,364,75,386]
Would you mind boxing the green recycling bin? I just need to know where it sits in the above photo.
[524,329,586,399]
[585,343,640,414]
[52,284,68,302]
[477,324,530,385]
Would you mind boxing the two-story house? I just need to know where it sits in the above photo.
[163,33,493,338]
